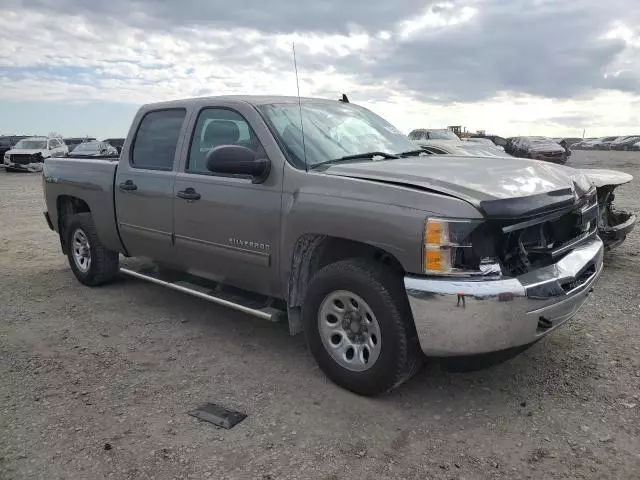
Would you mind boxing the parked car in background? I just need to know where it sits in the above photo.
[0,135,29,158]
[505,136,567,164]
[470,134,507,148]
[3,136,69,172]
[64,137,97,152]
[463,137,505,151]
[594,136,626,150]
[558,137,582,151]
[573,136,618,150]
[609,135,640,151]
[408,128,461,142]
[68,141,118,158]
[633,140,640,151]
[414,139,511,157]
[102,138,125,154]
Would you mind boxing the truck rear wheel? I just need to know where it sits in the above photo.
[302,259,422,396]
[66,213,119,286]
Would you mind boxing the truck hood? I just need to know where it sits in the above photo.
[321,155,593,218]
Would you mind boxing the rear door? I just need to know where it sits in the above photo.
[114,108,189,262]
[173,104,282,297]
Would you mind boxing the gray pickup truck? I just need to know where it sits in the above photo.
[43,95,604,396]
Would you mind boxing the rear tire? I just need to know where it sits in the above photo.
[66,213,119,286]
[303,259,422,396]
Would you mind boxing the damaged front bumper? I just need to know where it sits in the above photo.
[404,237,603,357]
[596,185,636,249]
[577,169,636,249]
[3,162,44,172]
[599,212,636,249]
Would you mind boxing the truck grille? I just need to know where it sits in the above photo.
[499,190,598,276]
[10,153,42,165]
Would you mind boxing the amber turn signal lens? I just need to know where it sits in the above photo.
[425,219,442,245]
[424,249,443,272]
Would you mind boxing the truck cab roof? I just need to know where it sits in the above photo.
[140,95,349,111]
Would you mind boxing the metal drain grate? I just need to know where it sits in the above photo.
[188,403,247,429]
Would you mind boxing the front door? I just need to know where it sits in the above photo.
[114,108,189,262]
[173,107,282,297]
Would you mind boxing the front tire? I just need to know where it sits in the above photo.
[66,213,119,286]
[303,259,422,396]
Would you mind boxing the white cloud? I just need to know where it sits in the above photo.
[398,3,478,40]
[0,1,639,137]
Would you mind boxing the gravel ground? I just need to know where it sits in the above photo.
[1,151,639,480]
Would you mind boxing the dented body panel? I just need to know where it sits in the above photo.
[575,168,636,248]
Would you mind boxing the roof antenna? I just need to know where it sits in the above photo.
[339,93,349,103]
[292,42,308,172]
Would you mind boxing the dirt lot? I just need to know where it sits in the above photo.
[1,151,639,480]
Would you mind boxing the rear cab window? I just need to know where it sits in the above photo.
[131,109,187,170]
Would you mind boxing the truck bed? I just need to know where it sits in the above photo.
[43,157,123,253]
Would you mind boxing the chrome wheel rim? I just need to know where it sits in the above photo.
[72,229,91,273]
[318,290,382,372]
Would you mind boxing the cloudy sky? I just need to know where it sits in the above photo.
[1,0,639,139]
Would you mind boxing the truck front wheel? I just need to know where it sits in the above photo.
[66,213,119,286]
[303,259,422,396]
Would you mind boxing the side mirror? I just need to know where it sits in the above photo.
[205,145,270,183]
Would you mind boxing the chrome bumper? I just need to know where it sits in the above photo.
[404,238,604,356]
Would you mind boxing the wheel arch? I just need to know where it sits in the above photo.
[56,195,91,254]
[285,233,406,335]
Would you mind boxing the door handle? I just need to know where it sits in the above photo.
[177,188,201,201]
[119,180,137,191]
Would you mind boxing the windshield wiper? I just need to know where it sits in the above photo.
[397,149,428,157]
[337,151,400,161]
[311,151,400,169]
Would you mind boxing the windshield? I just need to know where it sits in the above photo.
[73,142,101,152]
[428,130,459,141]
[257,102,418,168]
[14,139,47,149]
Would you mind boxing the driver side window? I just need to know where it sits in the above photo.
[187,108,264,174]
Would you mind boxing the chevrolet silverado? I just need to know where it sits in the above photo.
[43,95,605,395]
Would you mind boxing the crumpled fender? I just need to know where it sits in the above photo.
[575,168,633,188]
[575,168,636,249]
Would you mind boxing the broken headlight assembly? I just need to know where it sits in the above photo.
[423,218,501,276]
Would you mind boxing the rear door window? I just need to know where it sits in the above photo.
[131,109,186,170]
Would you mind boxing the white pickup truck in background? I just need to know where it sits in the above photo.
[3,135,69,172]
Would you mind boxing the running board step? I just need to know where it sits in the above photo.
[119,267,285,322]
